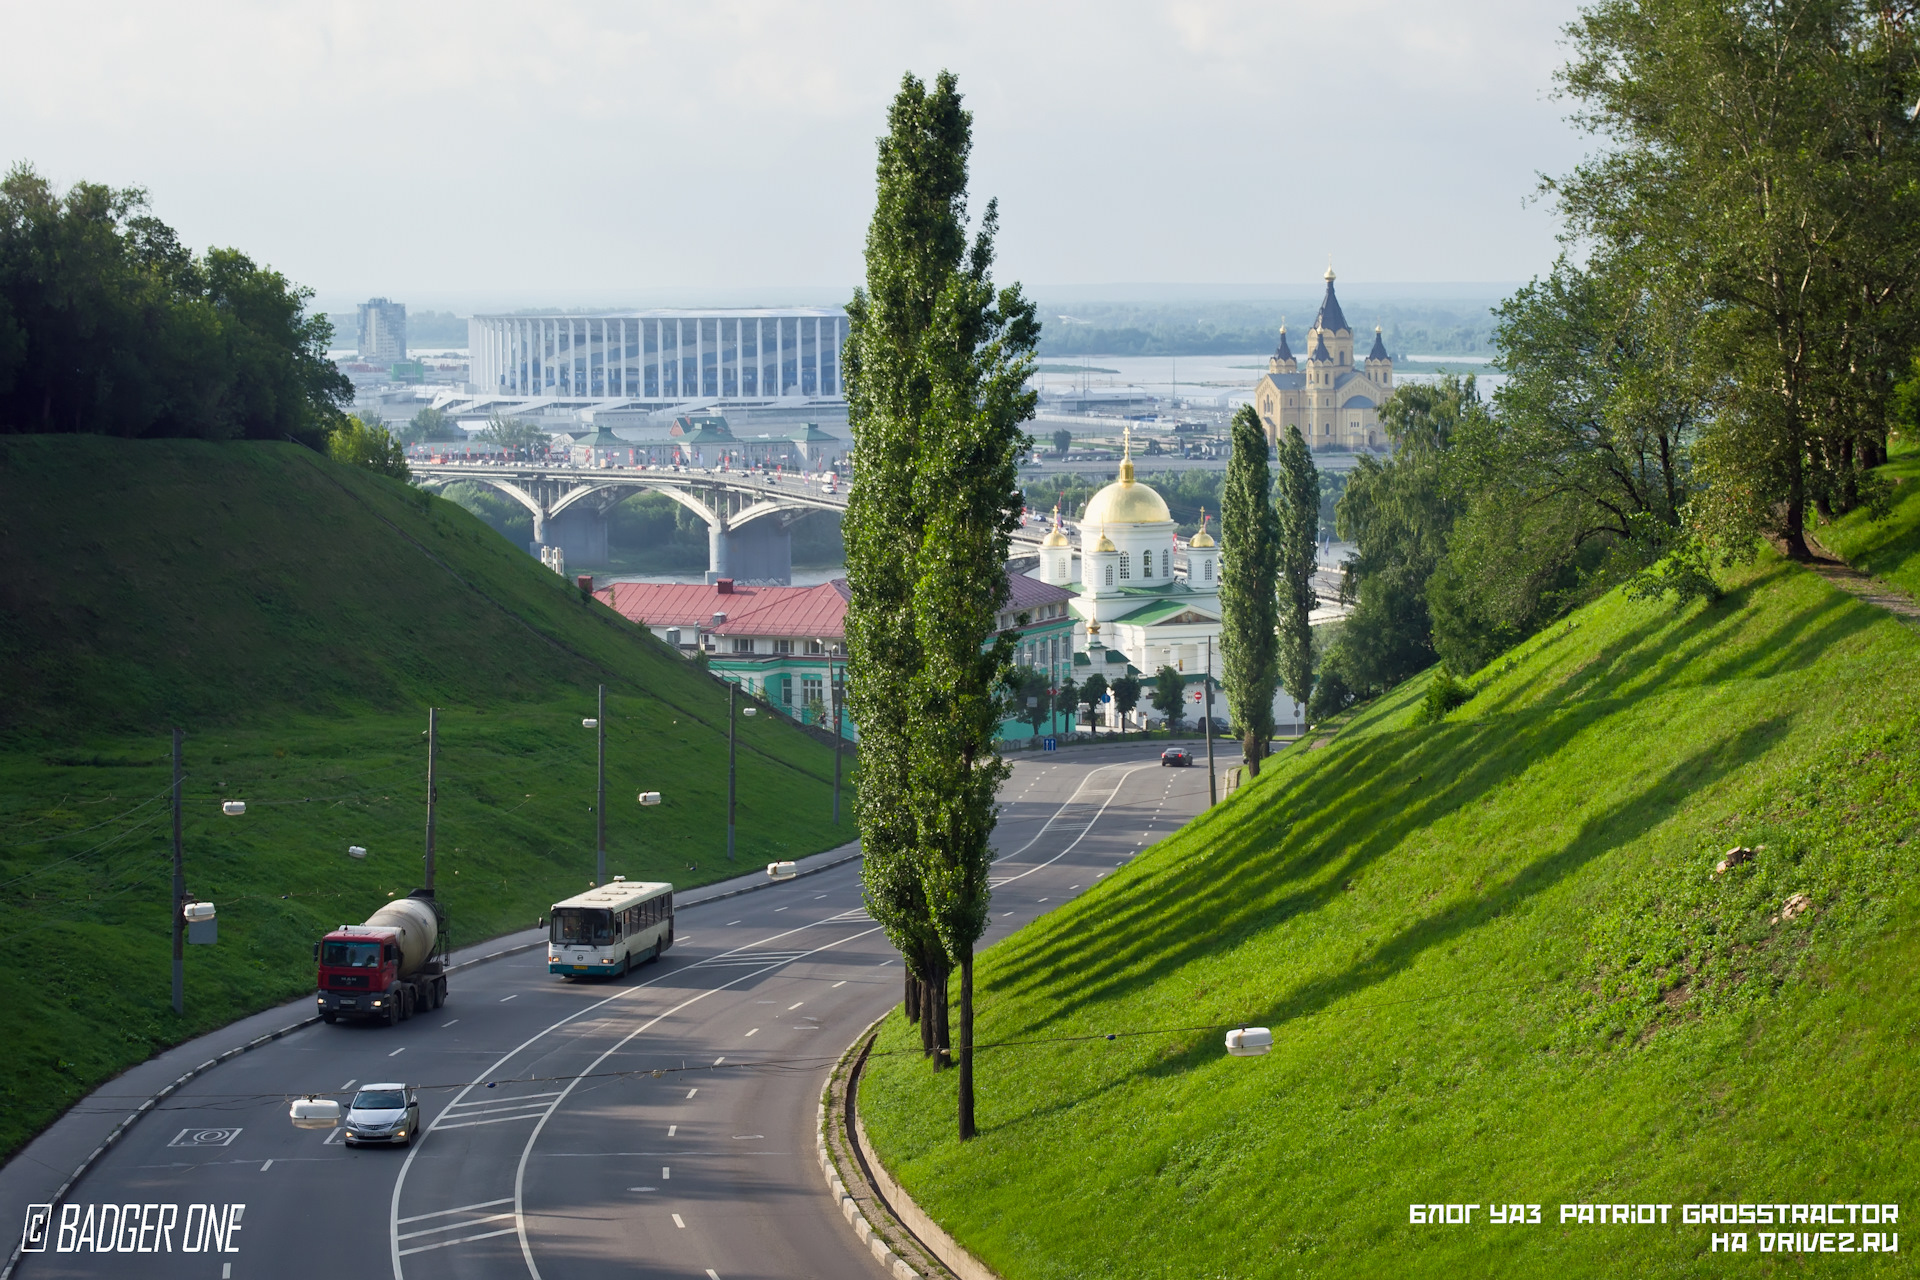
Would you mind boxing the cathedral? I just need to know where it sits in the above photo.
[1252,267,1394,452]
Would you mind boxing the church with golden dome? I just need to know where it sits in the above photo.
[1035,433,1226,702]
[1252,266,1394,452]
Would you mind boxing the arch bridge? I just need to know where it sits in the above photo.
[413,462,1055,582]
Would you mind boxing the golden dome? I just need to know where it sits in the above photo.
[1093,532,1118,553]
[1081,436,1171,526]
[1189,528,1215,548]
[1042,526,1071,548]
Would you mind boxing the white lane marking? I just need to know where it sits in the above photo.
[442,1019,459,1027]
[731,1134,764,1140]
[437,1101,554,1121]
[500,994,518,1002]
[708,1271,721,1279]
[342,1079,357,1089]
[788,1001,804,1010]
[714,1057,725,1065]
[744,1028,758,1036]
[398,1227,518,1257]
[399,1212,517,1241]
[399,1198,514,1225]
[389,915,888,1280]
[667,1125,676,1137]
[389,1047,407,1057]
[260,1160,273,1172]
[664,1167,671,1181]
[1002,911,1014,917]
[991,762,1137,864]
[323,1127,345,1145]
[433,1112,549,1131]
[1038,898,1048,903]
[992,764,1159,890]
[672,1213,685,1228]
[628,1186,656,1192]
[814,894,827,899]
[446,1091,564,1109]
[773,906,788,912]
[1069,885,1080,891]
[832,980,846,988]
[726,920,741,926]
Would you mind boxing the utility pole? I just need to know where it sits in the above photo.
[596,685,607,886]
[726,680,737,861]
[424,707,438,892]
[1204,637,1217,806]
[831,652,842,825]
[170,728,184,1016]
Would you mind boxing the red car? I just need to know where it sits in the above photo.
[1161,747,1192,767]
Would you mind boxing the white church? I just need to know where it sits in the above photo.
[1031,435,1307,733]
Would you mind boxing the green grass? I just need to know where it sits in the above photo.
[1821,436,1920,599]
[0,437,853,1159]
[861,543,1920,1277]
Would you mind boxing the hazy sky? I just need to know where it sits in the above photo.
[2,1,1592,310]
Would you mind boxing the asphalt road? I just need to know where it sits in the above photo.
[20,742,1237,1280]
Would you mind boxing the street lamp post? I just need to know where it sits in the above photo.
[584,686,605,885]
[727,681,737,862]
[820,640,842,825]
[171,728,184,1015]
[1204,636,1217,806]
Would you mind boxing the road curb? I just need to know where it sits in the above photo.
[816,1017,1006,1280]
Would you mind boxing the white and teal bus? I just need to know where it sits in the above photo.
[547,877,674,979]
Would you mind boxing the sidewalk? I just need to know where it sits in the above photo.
[0,836,862,1234]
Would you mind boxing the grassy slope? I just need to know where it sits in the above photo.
[1821,437,1920,599]
[0,437,852,1158]
[863,537,1920,1275]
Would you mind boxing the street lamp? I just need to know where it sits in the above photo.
[726,682,756,862]
[585,685,605,885]
[818,638,842,824]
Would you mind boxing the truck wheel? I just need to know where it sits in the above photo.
[386,1000,400,1027]
[433,979,445,1009]
[322,1012,337,1025]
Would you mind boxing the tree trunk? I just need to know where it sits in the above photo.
[930,954,951,1071]
[1242,730,1264,776]
[904,969,920,1024]
[958,949,975,1140]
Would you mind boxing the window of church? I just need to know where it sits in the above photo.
[1204,559,1214,582]
[1104,564,1114,586]
[1143,550,1154,578]
[1119,552,1131,580]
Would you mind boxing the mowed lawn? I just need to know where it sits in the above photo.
[861,528,1920,1276]
[0,437,852,1159]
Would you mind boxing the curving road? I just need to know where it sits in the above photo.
[19,743,1235,1280]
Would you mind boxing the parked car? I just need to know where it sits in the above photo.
[343,1083,420,1147]
[1161,747,1192,767]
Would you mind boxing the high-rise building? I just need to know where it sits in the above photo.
[357,298,408,365]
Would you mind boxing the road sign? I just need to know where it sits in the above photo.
[1043,737,1058,752]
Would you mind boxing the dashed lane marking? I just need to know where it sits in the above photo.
[832,980,847,988]
[398,1199,513,1224]
[788,1001,804,1010]
[673,1214,685,1228]
[686,1088,698,1099]
[500,994,518,1002]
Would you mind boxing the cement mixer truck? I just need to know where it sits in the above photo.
[313,889,449,1025]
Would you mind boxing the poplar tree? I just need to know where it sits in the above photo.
[844,70,1037,1139]
[843,72,967,1059]
[1219,405,1279,773]
[1275,424,1319,709]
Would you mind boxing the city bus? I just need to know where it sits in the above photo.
[547,877,674,979]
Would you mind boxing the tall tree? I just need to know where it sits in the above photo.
[1274,424,1319,710]
[1554,0,1920,558]
[1110,673,1142,728]
[1151,665,1189,733]
[1218,404,1279,773]
[844,70,1037,1141]
[843,72,967,1063]
[1079,672,1108,730]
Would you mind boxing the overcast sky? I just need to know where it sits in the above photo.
[1,1,1593,310]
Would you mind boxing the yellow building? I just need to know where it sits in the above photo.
[1252,267,1393,452]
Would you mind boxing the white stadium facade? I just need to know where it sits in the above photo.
[467,308,847,405]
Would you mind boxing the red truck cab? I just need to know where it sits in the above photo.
[316,927,405,1023]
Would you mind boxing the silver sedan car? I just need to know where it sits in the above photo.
[343,1083,420,1147]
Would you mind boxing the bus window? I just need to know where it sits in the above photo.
[551,908,614,945]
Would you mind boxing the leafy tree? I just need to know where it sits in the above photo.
[0,165,350,446]
[477,411,546,452]
[1554,0,1920,557]
[328,416,410,481]
[845,69,1036,1141]
[1110,673,1142,727]
[1218,404,1278,772]
[1323,377,1478,697]
[400,405,464,444]
[1079,672,1108,729]
[1151,665,1187,733]
[1052,428,1073,457]
[1053,676,1078,733]
[1275,423,1318,709]
[1003,666,1052,737]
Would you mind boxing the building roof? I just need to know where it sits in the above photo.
[1006,574,1077,611]
[572,427,628,448]
[1315,271,1349,334]
[1340,394,1377,410]
[1368,326,1389,361]
[1261,372,1306,390]
[672,414,734,440]
[1309,333,1332,363]
[1273,326,1294,363]
[1115,598,1222,626]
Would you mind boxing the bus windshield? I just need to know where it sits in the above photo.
[551,908,613,946]
[322,941,382,968]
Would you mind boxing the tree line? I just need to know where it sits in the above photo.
[1219,0,1920,725]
